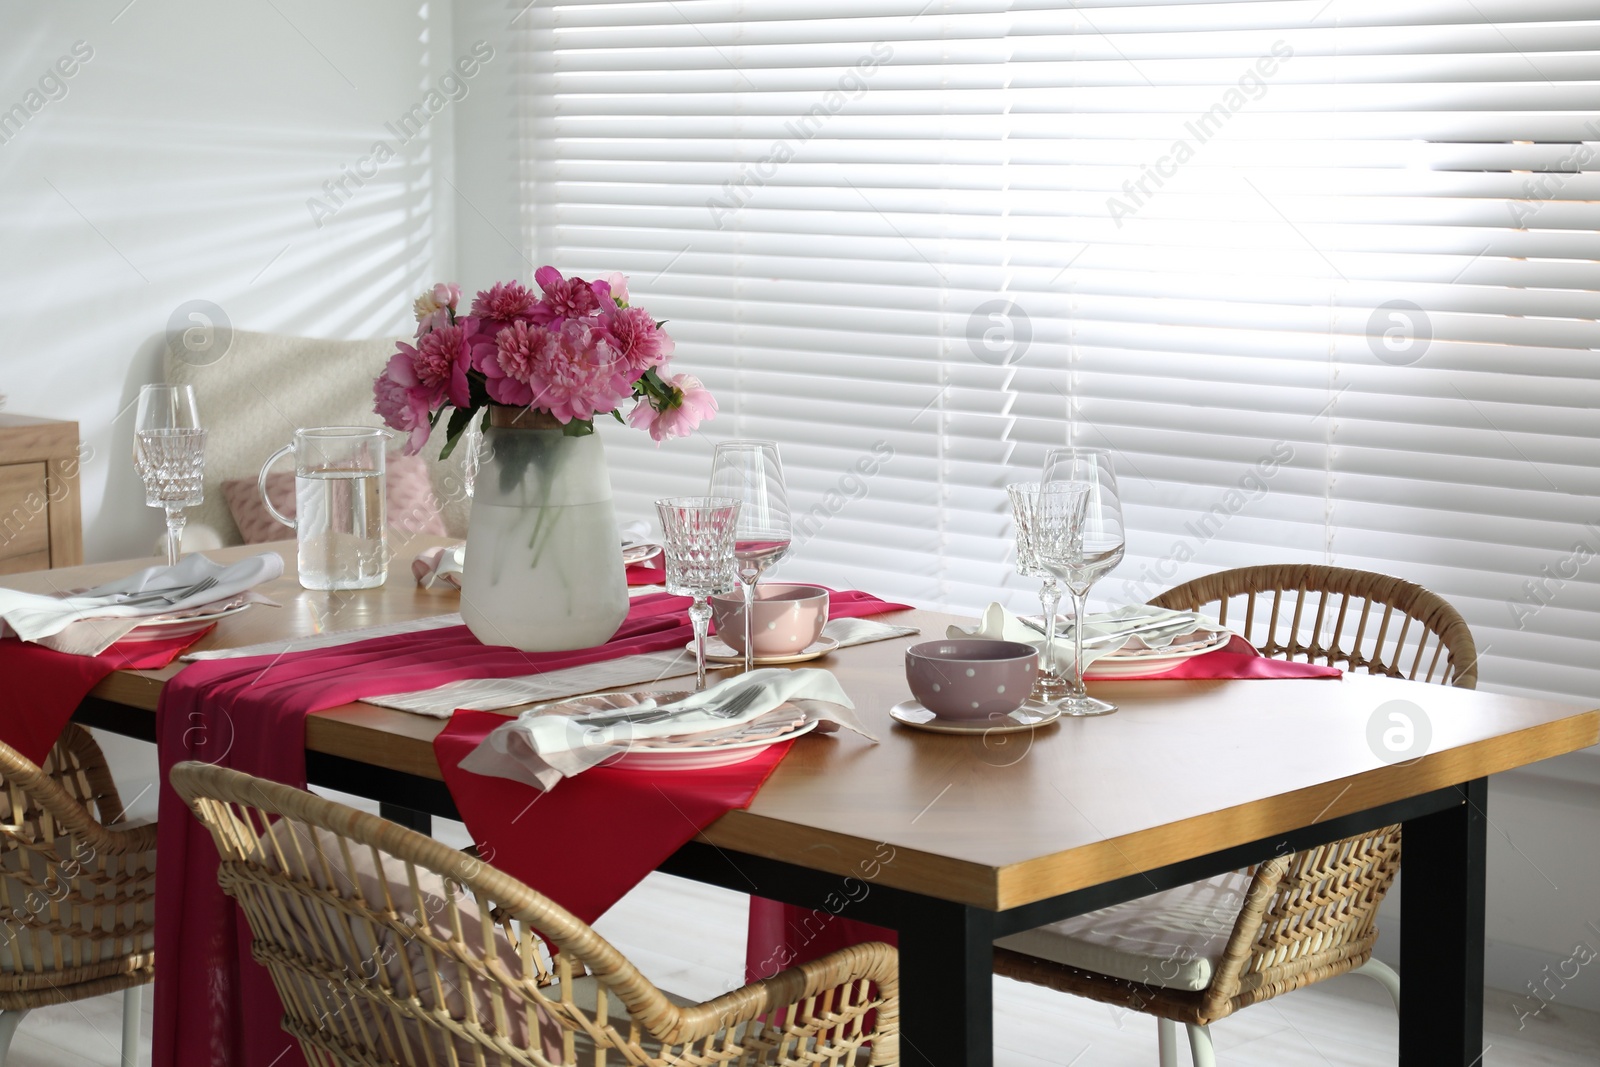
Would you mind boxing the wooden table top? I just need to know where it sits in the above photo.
[9,541,1598,911]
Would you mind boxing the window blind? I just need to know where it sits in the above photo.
[514,0,1600,706]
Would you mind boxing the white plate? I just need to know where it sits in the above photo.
[534,691,818,771]
[622,541,661,566]
[697,634,841,666]
[120,603,253,642]
[1084,630,1232,678]
[889,698,1060,734]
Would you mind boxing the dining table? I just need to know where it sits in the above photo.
[5,537,1598,1067]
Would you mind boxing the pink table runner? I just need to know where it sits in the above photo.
[0,630,212,764]
[152,588,909,1067]
[745,636,1342,982]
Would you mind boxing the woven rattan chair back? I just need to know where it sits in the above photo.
[1150,564,1478,688]
[0,724,156,1008]
[172,761,898,1067]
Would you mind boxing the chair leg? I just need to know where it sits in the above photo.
[1185,1022,1216,1067]
[1353,957,1401,1014]
[0,1009,30,1067]
[121,985,142,1067]
[1158,1016,1180,1067]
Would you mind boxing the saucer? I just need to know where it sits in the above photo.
[889,698,1061,734]
[696,634,841,665]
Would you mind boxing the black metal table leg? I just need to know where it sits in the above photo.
[379,802,433,835]
[896,896,997,1067]
[1400,777,1487,1065]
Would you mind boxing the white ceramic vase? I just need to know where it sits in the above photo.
[459,410,628,651]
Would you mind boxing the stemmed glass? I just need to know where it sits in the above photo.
[655,496,742,691]
[1007,482,1068,697]
[1035,447,1126,716]
[133,384,206,567]
[708,441,792,674]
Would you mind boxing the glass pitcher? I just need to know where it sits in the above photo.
[259,426,395,590]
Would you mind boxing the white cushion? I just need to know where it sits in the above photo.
[996,869,1254,992]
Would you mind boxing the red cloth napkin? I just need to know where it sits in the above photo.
[626,553,667,586]
[744,635,1340,981]
[152,588,910,1067]
[0,630,214,765]
[430,589,913,926]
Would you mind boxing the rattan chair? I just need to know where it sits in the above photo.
[172,762,899,1066]
[995,564,1478,1066]
[0,724,156,1067]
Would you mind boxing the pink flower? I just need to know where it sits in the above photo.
[470,280,544,326]
[476,319,555,407]
[534,265,601,321]
[602,305,674,375]
[414,307,451,338]
[628,372,717,443]
[373,354,434,455]
[601,271,630,307]
[527,319,635,423]
[399,321,475,409]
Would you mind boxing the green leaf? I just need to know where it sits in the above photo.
[438,405,477,460]
[611,409,626,424]
[561,418,596,438]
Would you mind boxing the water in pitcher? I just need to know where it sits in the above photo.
[296,469,387,590]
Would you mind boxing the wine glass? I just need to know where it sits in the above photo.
[133,384,206,567]
[708,441,791,674]
[655,496,741,690]
[1035,447,1126,716]
[1006,482,1068,697]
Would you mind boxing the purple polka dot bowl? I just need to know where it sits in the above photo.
[904,639,1039,720]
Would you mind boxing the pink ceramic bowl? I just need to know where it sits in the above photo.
[711,584,829,656]
[905,639,1038,720]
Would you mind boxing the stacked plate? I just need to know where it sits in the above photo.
[1084,626,1232,679]
[533,691,816,771]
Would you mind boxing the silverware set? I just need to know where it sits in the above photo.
[82,576,219,609]
[1019,613,1202,648]
[573,686,764,730]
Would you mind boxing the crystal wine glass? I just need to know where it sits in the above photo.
[1035,447,1126,716]
[133,384,206,567]
[655,496,741,690]
[1006,481,1068,697]
[708,440,792,674]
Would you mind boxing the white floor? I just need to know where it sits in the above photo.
[10,854,1598,1066]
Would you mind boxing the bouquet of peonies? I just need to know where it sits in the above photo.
[374,267,716,457]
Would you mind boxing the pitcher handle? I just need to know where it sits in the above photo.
[259,443,297,530]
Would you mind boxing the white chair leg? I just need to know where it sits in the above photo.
[1354,957,1401,1014]
[0,1008,31,1067]
[1158,1016,1180,1067]
[1185,1022,1217,1067]
[121,985,142,1067]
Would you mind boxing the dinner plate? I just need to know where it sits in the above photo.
[889,698,1060,734]
[696,634,841,665]
[621,540,662,565]
[1084,629,1232,679]
[120,603,253,642]
[533,691,818,770]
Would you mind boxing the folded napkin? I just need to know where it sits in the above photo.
[413,544,466,590]
[0,552,283,656]
[459,667,869,790]
[950,602,1229,670]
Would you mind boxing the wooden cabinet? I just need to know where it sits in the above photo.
[0,415,83,574]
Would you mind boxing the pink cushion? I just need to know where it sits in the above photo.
[222,454,448,544]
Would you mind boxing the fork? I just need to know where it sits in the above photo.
[579,685,765,729]
[115,576,219,607]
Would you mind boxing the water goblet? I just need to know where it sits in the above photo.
[1036,447,1127,716]
[1006,481,1068,697]
[133,384,205,566]
[655,496,741,690]
[708,441,792,674]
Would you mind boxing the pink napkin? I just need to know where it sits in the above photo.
[1128,635,1342,680]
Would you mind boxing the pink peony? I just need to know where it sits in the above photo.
[414,307,451,338]
[628,372,717,444]
[527,319,635,423]
[602,304,674,375]
[373,353,434,455]
[476,319,554,407]
[470,280,545,326]
[399,321,475,409]
[534,265,602,321]
[601,271,630,306]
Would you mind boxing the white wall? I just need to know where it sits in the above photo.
[0,0,466,561]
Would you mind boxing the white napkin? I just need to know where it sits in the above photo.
[459,667,870,790]
[949,603,1229,669]
[412,544,466,590]
[0,552,284,656]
